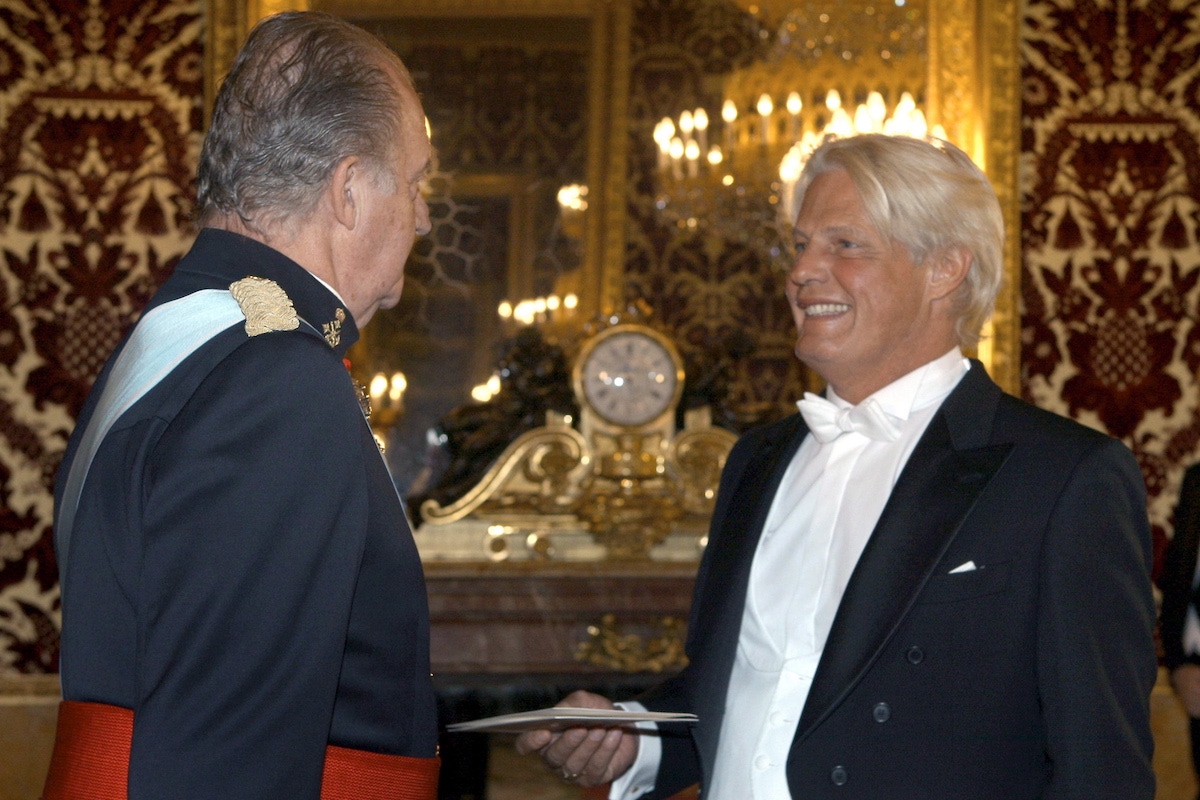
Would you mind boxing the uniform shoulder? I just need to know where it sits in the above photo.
[220,325,353,399]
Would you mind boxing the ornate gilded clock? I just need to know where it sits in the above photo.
[421,318,736,561]
[572,323,685,432]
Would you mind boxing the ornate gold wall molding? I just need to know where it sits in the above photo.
[929,0,1020,394]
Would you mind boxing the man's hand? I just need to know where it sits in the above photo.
[1173,664,1200,718]
[514,690,639,788]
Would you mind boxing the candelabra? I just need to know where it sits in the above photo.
[650,0,937,259]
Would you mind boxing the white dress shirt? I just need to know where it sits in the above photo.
[611,349,969,800]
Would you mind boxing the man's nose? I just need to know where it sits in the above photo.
[415,195,432,236]
[788,245,826,287]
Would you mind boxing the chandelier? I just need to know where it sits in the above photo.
[651,0,935,258]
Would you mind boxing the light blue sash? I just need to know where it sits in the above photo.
[56,290,246,580]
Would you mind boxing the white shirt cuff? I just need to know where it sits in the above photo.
[609,701,660,800]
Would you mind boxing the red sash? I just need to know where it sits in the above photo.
[41,700,440,800]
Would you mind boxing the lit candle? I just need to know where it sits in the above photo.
[786,91,802,141]
[854,103,873,134]
[722,99,738,162]
[829,106,853,136]
[693,107,709,158]
[669,137,684,180]
[653,118,674,171]
[389,372,407,404]
[684,139,700,177]
[867,91,887,131]
[911,108,928,139]
[679,110,694,144]
[369,373,387,405]
[756,93,774,144]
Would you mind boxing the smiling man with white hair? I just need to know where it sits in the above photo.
[518,134,1156,799]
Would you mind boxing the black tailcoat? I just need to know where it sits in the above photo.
[1161,462,1200,673]
[640,362,1156,799]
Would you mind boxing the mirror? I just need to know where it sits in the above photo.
[205,0,1019,501]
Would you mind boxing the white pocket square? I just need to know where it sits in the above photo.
[948,560,977,574]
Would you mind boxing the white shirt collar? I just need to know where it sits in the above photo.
[308,271,349,307]
[814,347,970,424]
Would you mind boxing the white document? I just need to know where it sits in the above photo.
[446,707,698,733]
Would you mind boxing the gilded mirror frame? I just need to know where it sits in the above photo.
[204,0,1020,394]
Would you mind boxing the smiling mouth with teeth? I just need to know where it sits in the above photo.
[802,303,851,316]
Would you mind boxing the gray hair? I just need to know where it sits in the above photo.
[196,11,415,232]
[790,134,1004,348]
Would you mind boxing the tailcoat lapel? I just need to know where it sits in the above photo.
[793,362,1014,743]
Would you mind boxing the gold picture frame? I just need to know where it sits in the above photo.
[203,0,1021,393]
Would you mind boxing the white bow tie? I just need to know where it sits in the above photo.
[797,392,901,444]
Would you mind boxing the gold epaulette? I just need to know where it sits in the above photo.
[229,276,300,336]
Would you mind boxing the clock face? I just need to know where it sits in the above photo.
[581,330,680,427]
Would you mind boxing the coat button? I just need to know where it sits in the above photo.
[906,645,924,664]
[873,702,891,723]
[831,765,848,786]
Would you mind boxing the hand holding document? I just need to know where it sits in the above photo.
[447,707,698,734]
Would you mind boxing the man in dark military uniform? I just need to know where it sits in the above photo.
[44,12,439,799]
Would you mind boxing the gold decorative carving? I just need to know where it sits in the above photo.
[204,0,246,122]
[575,613,689,673]
[574,429,685,559]
[980,0,1021,397]
[229,276,300,336]
[594,0,633,316]
[421,418,592,524]
[669,422,740,515]
[928,0,1019,394]
[319,0,596,17]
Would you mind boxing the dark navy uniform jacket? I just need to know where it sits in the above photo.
[54,228,438,798]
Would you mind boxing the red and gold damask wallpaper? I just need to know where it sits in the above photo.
[1021,0,1200,572]
[0,0,202,671]
[0,0,1198,672]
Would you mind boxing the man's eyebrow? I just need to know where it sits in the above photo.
[794,224,870,239]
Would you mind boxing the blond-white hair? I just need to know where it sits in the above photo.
[790,134,1004,347]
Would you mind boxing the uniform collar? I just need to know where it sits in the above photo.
[186,228,360,357]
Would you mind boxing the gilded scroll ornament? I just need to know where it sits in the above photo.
[575,613,689,673]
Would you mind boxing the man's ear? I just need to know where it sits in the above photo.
[928,246,972,301]
[329,156,361,231]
